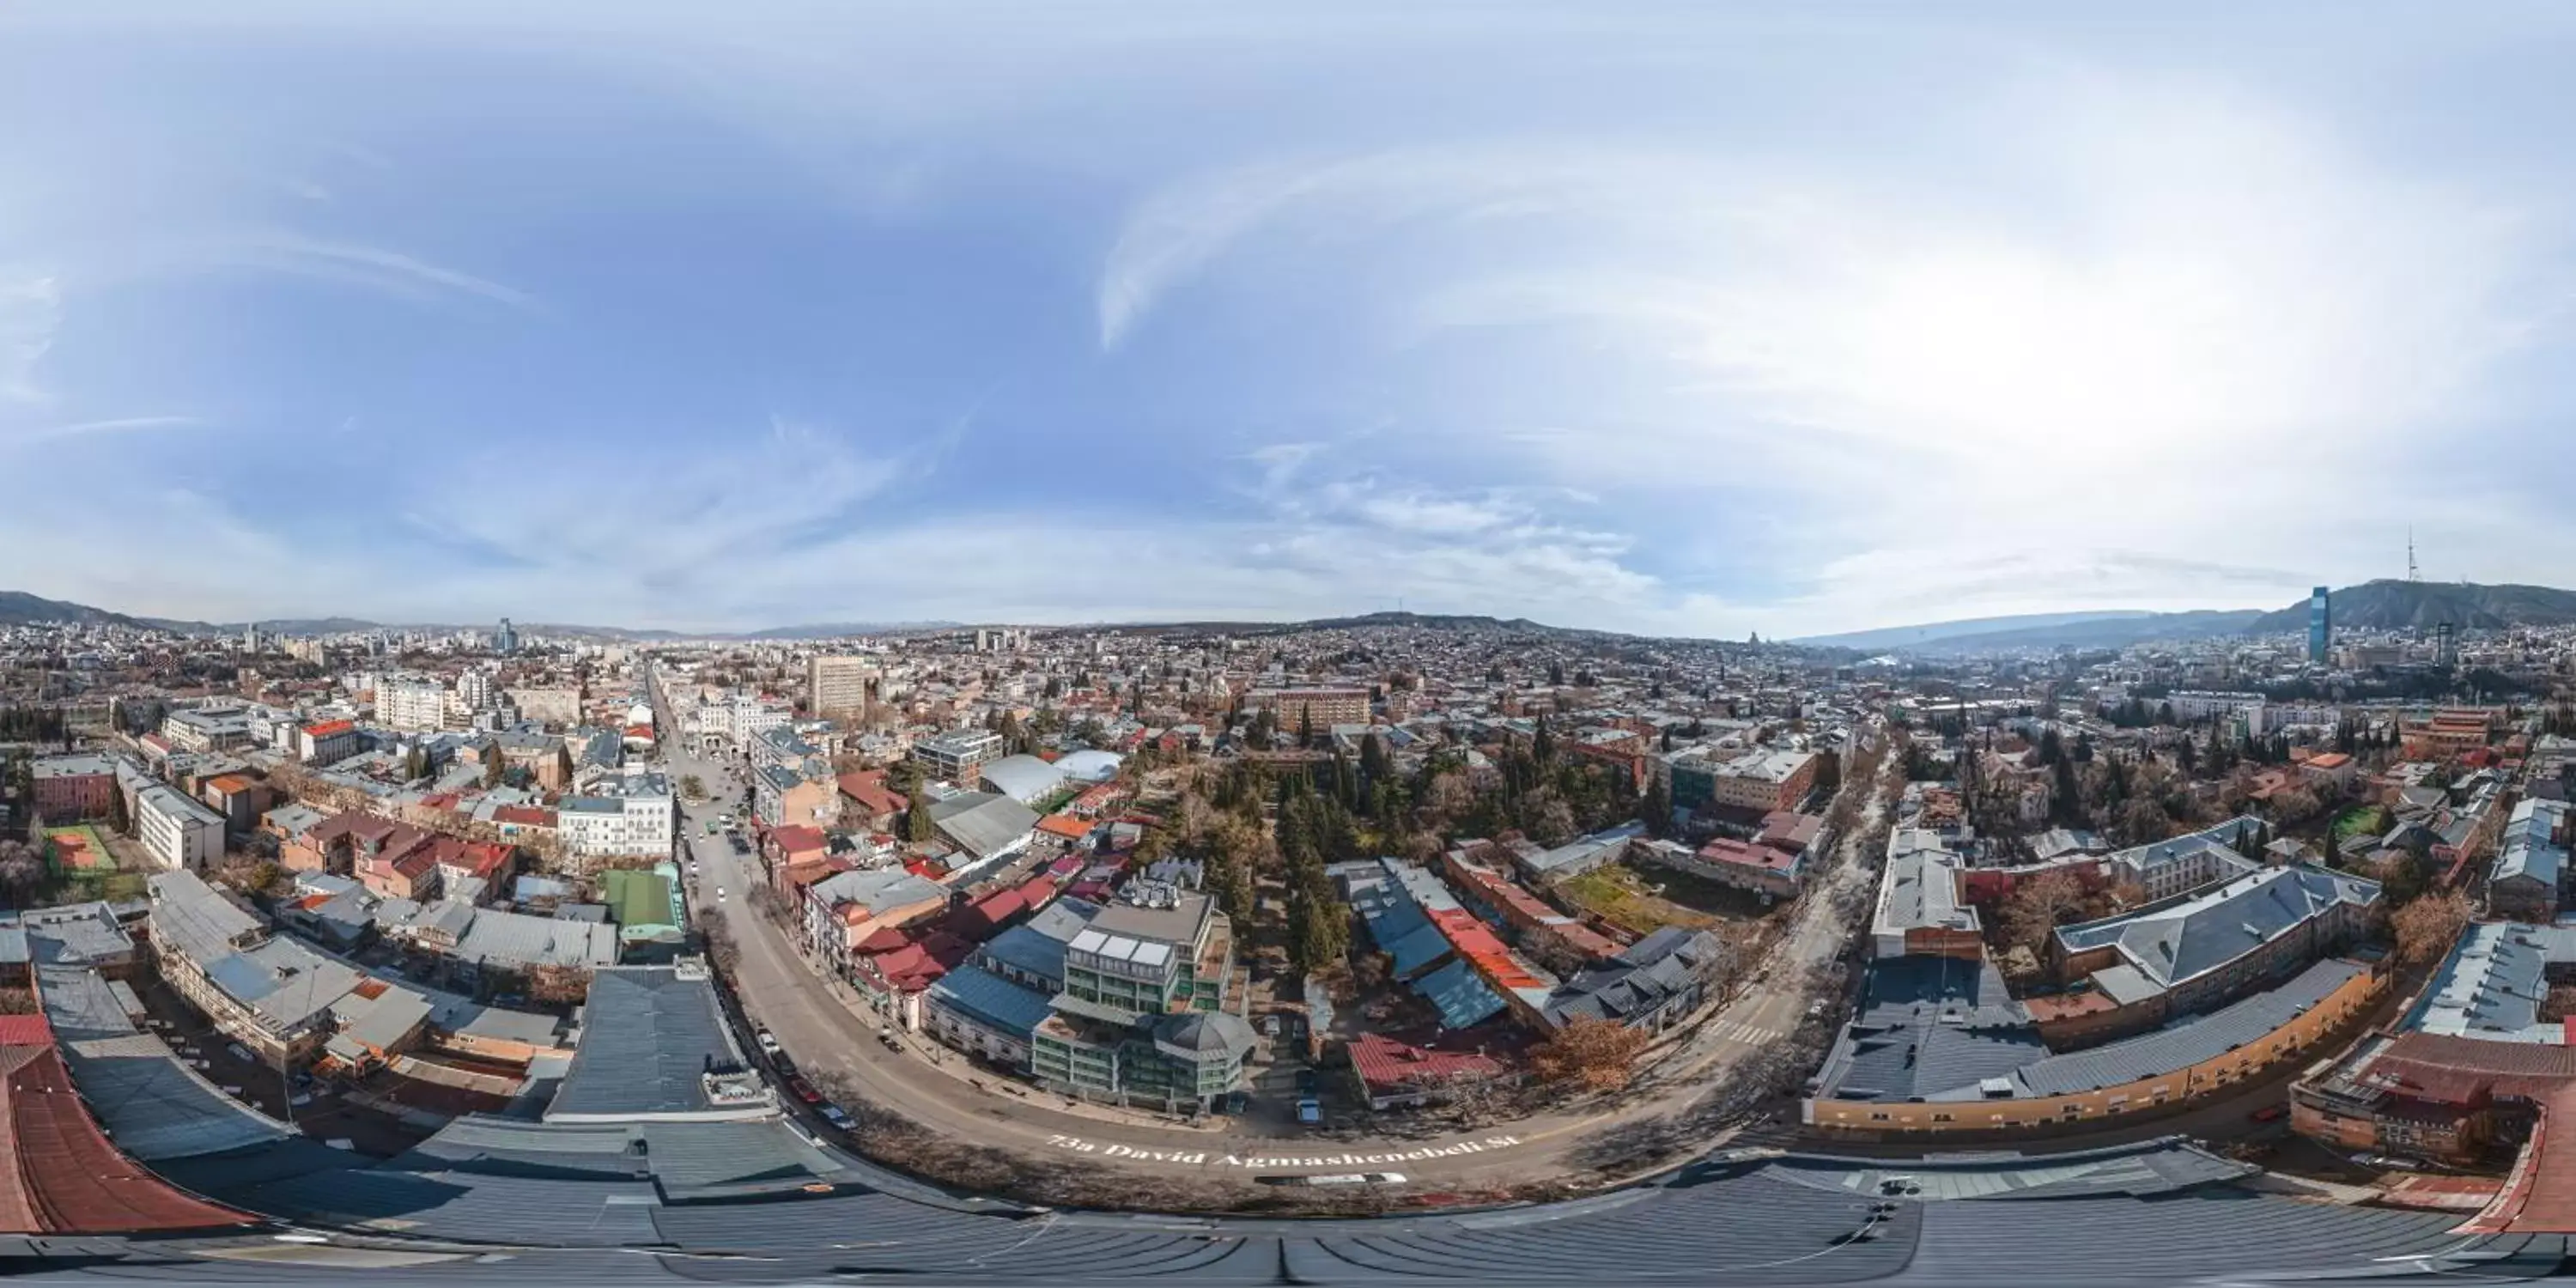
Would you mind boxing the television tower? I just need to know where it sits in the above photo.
[2407,529,2420,582]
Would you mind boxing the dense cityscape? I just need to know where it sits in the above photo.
[11,2,2576,1282]
[8,576,2576,1257]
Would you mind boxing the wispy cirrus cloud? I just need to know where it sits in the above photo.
[5,414,200,447]
[210,235,538,311]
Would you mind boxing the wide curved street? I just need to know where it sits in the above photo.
[654,675,1891,1187]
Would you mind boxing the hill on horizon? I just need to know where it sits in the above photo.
[1825,579,2576,655]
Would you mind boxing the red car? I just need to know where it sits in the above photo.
[2249,1103,2288,1123]
[787,1076,823,1105]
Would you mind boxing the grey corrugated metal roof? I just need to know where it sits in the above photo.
[927,791,1041,860]
[1940,957,2370,1100]
[546,966,743,1120]
[2051,865,2379,993]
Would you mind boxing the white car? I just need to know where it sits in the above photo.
[756,1030,781,1056]
[716,886,727,902]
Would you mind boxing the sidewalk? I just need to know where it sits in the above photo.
[769,915,1238,1136]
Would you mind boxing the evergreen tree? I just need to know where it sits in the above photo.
[1532,715,1554,766]
[1358,732,1389,784]
[1639,773,1673,838]
[904,785,936,843]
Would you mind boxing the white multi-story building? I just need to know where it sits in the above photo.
[135,781,226,871]
[2165,690,2267,726]
[731,698,790,745]
[376,673,449,732]
[2107,817,2265,902]
[457,668,494,714]
[558,771,677,862]
[160,703,253,753]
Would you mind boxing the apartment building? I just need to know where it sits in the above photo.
[557,771,676,863]
[1247,687,1370,730]
[1667,746,1820,816]
[29,753,118,820]
[147,869,361,1064]
[807,653,877,716]
[295,718,363,764]
[376,673,449,732]
[1030,890,1249,1111]
[135,782,226,871]
[160,704,253,753]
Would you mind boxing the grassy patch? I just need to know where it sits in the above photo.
[2332,805,2391,844]
[1556,866,1722,938]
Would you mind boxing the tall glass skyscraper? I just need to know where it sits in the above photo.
[2306,586,2330,663]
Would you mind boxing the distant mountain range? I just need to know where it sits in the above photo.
[0,591,959,641]
[16,580,2576,654]
[1795,610,2160,651]
[1798,580,2576,655]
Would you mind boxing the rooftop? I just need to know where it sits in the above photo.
[548,964,764,1122]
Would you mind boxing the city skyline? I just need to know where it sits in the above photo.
[5,3,2573,636]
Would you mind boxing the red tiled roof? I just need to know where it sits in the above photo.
[1348,1031,1504,1091]
[770,824,828,856]
[302,719,354,738]
[2367,1031,2576,1104]
[1698,836,1796,872]
[837,771,905,817]
[493,805,555,828]
[1426,907,1549,992]
[1035,814,1092,840]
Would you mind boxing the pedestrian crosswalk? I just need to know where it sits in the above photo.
[1707,1019,1777,1047]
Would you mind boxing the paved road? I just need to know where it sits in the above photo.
[649,672,1578,1186]
[644,666,1879,1185]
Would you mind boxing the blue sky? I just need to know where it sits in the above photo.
[3,2,2573,636]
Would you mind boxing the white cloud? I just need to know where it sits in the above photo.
[4,414,199,447]
[214,236,537,310]
[1097,69,2560,635]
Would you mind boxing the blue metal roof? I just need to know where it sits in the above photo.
[1416,957,1506,1029]
[927,964,1054,1038]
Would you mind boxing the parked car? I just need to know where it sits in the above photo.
[878,1026,904,1053]
[770,1052,798,1078]
[787,1076,823,1105]
[2249,1103,2288,1123]
[756,1030,781,1057]
[817,1104,855,1131]
[1295,1067,1320,1095]
[1297,1097,1322,1127]
[1223,1091,1250,1115]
